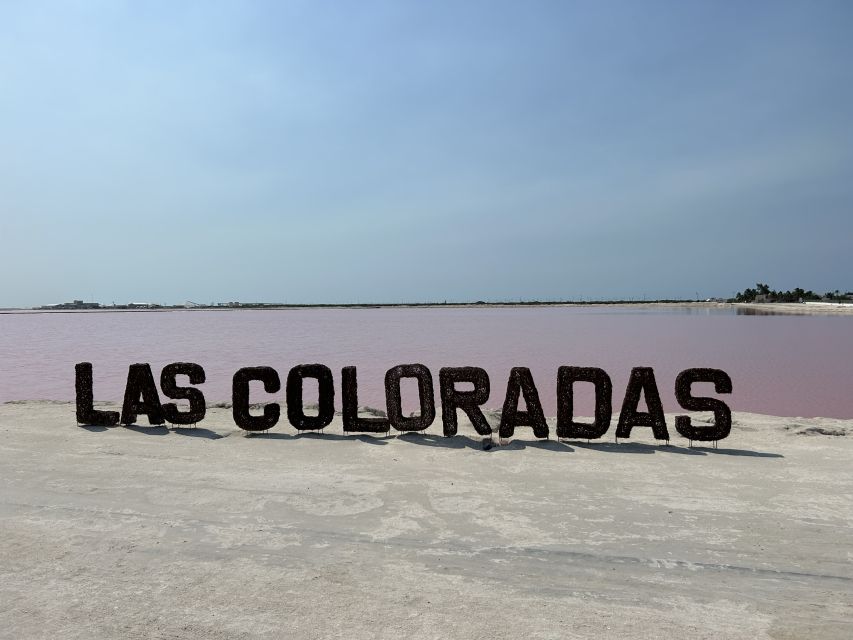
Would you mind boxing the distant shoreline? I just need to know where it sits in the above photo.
[2,300,853,315]
[2,300,719,315]
[6,298,705,312]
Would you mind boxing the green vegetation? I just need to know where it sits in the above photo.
[732,283,851,303]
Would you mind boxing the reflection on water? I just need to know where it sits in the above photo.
[735,304,849,316]
[737,306,824,316]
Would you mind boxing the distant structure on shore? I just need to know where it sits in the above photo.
[35,299,280,311]
[36,299,164,310]
[37,299,101,310]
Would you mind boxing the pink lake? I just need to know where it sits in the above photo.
[1,306,851,418]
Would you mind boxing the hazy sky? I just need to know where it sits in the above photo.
[1,1,851,306]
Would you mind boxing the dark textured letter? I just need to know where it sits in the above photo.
[121,363,165,425]
[286,364,335,431]
[342,366,390,433]
[385,364,436,432]
[616,367,669,440]
[160,362,206,425]
[675,368,733,441]
[439,367,491,436]
[233,366,281,432]
[556,366,612,439]
[75,362,119,426]
[499,367,548,439]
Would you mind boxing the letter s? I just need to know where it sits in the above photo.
[675,368,732,442]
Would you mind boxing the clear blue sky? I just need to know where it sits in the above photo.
[1,1,851,306]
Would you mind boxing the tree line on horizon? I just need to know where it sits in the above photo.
[733,283,852,303]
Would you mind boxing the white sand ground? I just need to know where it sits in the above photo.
[1,401,851,639]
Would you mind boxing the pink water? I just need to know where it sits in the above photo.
[1,306,851,418]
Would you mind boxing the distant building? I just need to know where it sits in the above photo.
[38,299,100,310]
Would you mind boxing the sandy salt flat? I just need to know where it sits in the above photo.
[1,401,851,639]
